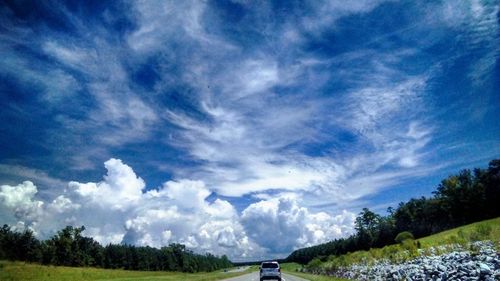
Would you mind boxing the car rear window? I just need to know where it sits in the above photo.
[262,263,279,268]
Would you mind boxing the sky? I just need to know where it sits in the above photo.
[0,0,499,261]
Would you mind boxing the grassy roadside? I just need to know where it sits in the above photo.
[418,217,500,248]
[284,271,351,281]
[281,263,350,281]
[0,261,254,281]
[304,217,500,272]
[285,271,349,281]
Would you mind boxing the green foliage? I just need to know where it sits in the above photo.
[0,225,232,273]
[395,231,414,244]
[0,225,40,262]
[474,224,492,237]
[306,258,323,270]
[300,217,500,273]
[283,268,351,281]
[286,159,500,265]
[279,262,303,272]
[401,239,418,259]
[381,244,401,263]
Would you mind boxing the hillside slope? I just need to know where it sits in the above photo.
[301,217,500,280]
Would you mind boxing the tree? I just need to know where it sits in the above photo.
[18,229,41,262]
[286,159,499,265]
[355,208,381,249]
[394,231,414,244]
[0,224,232,272]
[483,160,500,218]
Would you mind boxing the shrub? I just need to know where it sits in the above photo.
[395,231,415,244]
[368,247,383,260]
[306,258,322,270]
[401,239,419,259]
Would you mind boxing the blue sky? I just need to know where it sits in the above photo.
[0,0,499,261]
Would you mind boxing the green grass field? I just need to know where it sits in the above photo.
[0,261,254,281]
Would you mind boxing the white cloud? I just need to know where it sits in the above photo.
[1,2,164,170]
[124,179,259,258]
[69,158,145,210]
[301,0,389,33]
[49,195,81,213]
[147,179,210,210]
[10,0,423,220]
[127,0,234,53]
[0,181,44,223]
[0,164,67,197]
[0,160,265,259]
[227,60,279,99]
[241,197,355,255]
[0,51,81,103]
[165,67,432,203]
[0,181,38,208]
[144,0,436,208]
[42,41,97,70]
[342,77,426,137]
[0,159,361,260]
[46,37,160,147]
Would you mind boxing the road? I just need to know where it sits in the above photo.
[225,266,251,273]
[221,271,309,281]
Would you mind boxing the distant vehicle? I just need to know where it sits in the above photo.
[259,261,281,281]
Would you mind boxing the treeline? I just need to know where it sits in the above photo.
[0,225,232,272]
[287,159,500,264]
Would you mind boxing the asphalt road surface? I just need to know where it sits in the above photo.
[221,271,309,281]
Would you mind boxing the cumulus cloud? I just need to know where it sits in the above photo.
[147,179,210,210]
[0,159,358,260]
[0,181,44,224]
[49,195,81,214]
[241,197,355,255]
[69,158,145,210]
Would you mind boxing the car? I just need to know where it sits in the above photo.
[259,261,281,281]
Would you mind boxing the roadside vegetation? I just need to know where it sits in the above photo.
[0,261,253,281]
[286,159,500,265]
[0,225,231,273]
[1,159,498,280]
[281,263,350,281]
[286,272,351,281]
[304,217,499,273]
